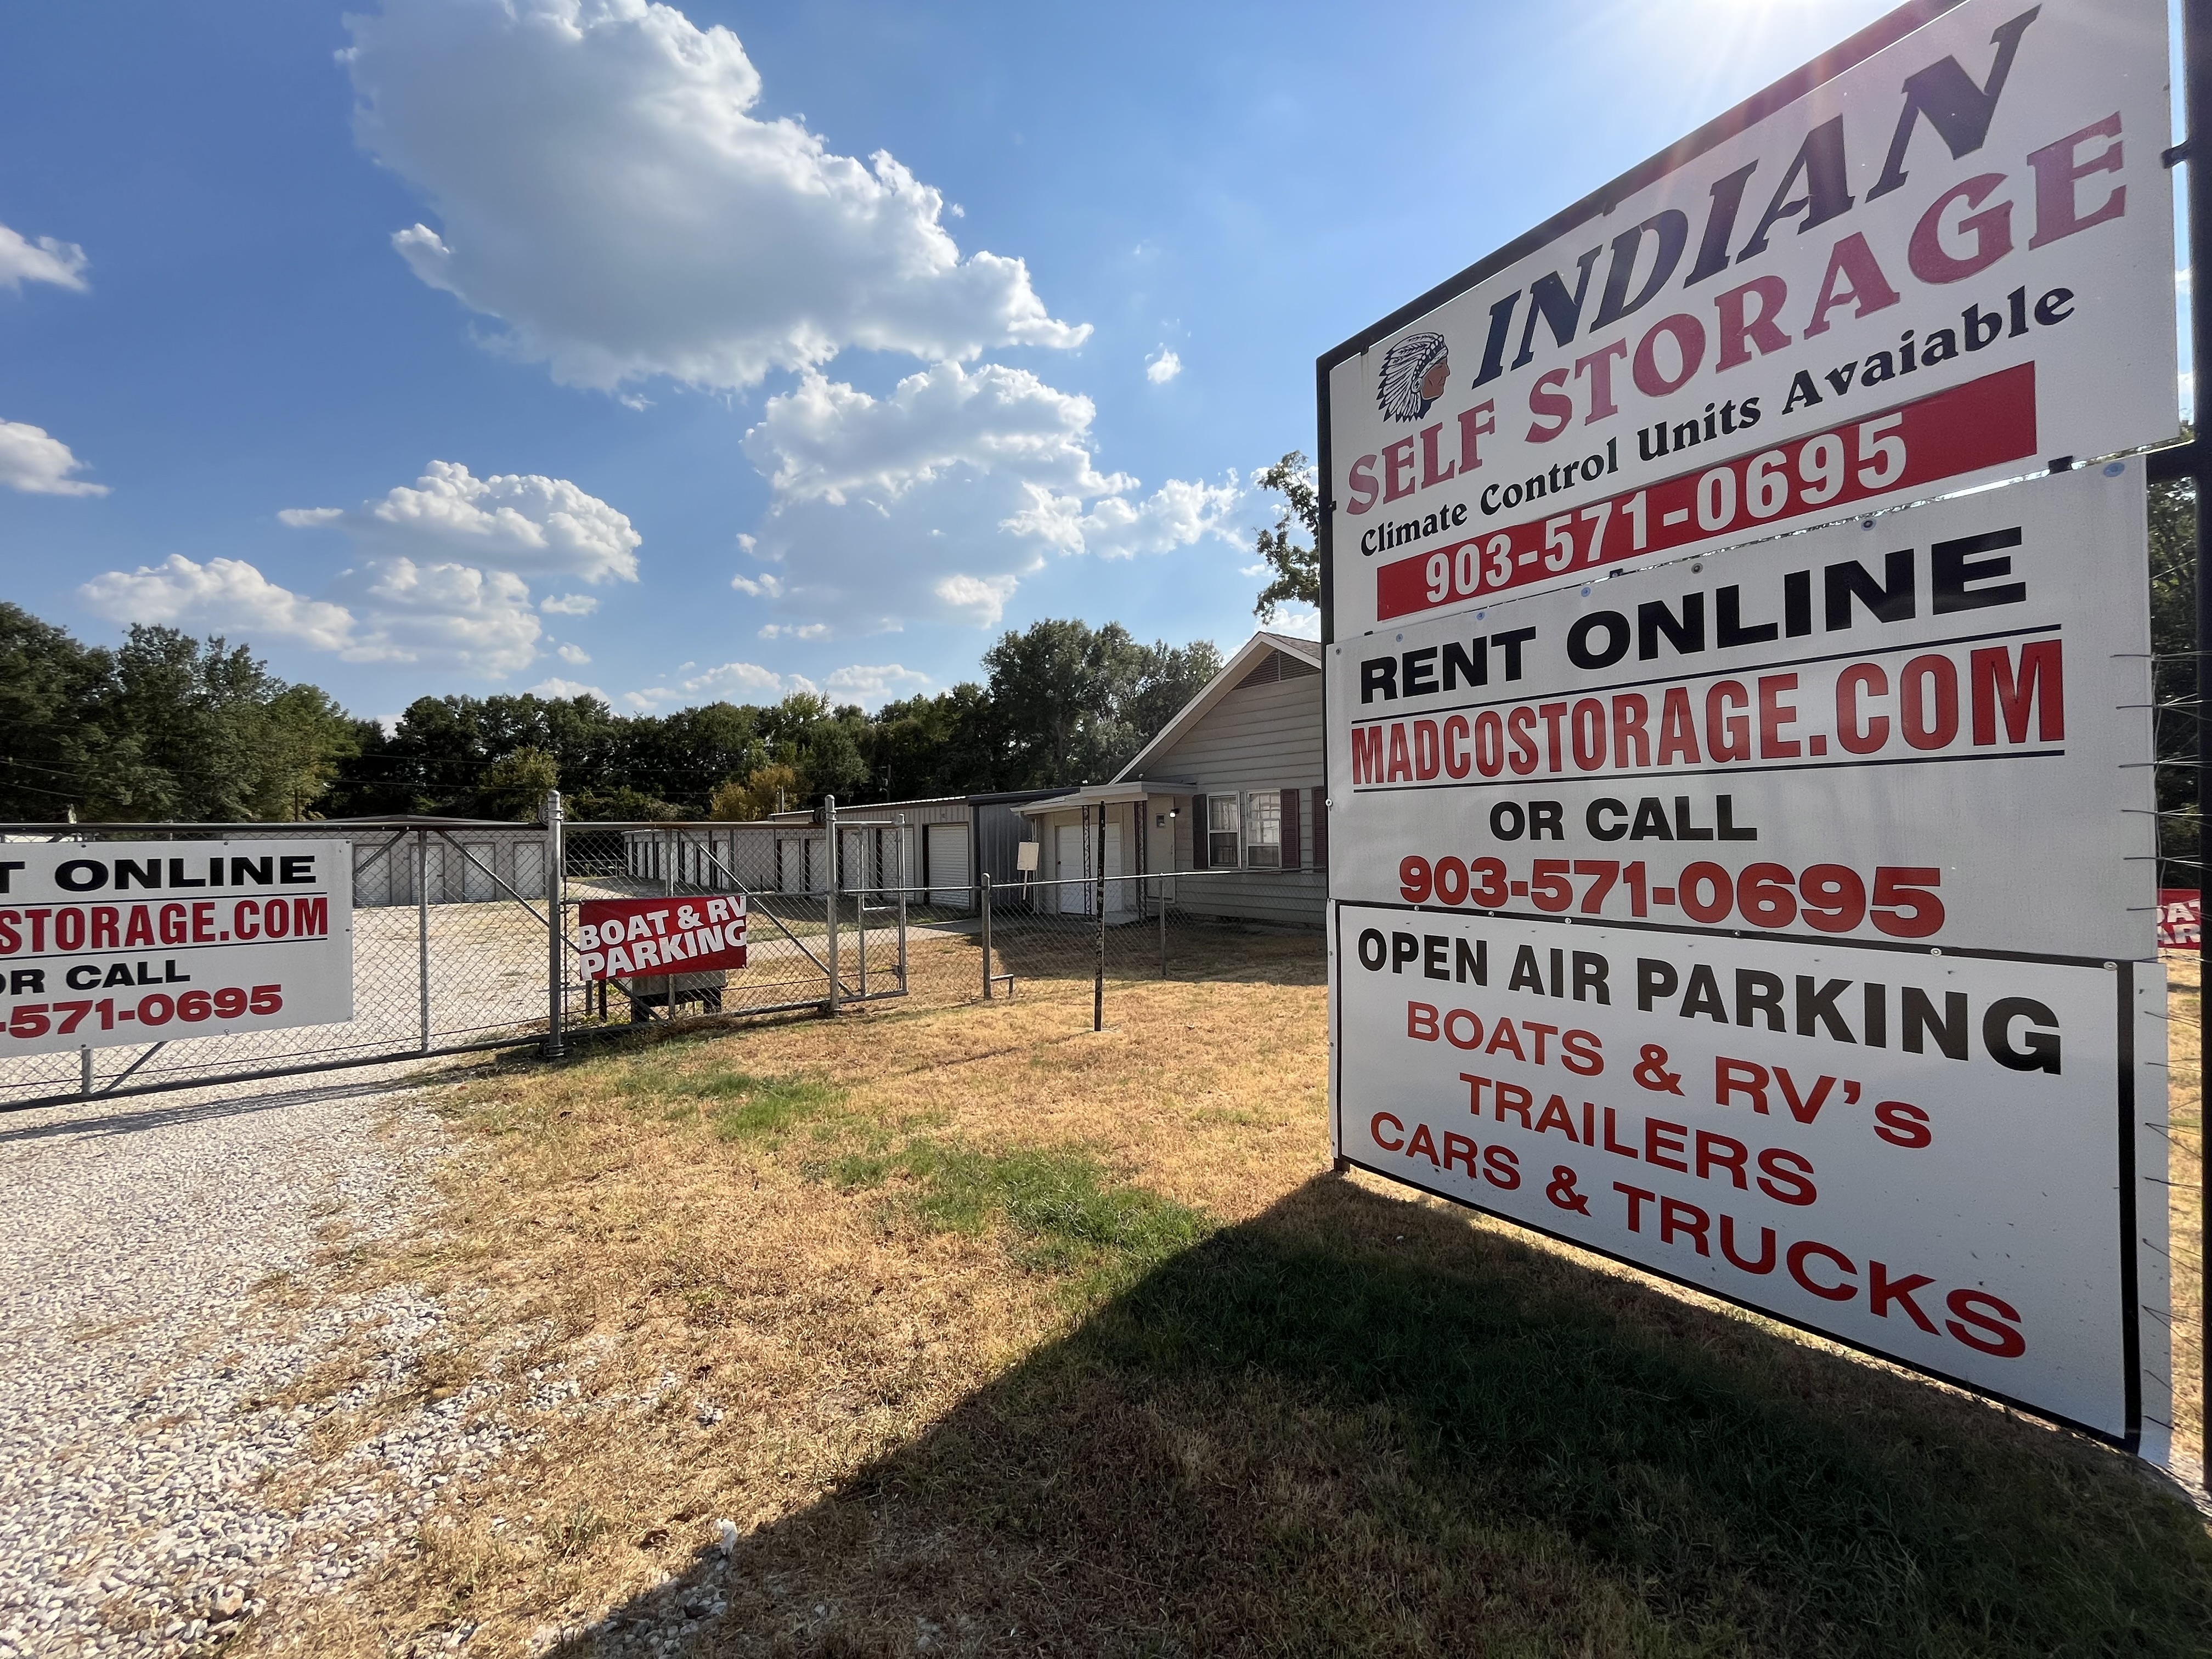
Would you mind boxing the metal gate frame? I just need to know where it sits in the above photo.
[0,794,909,1113]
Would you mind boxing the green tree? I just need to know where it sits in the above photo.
[94,627,358,821]
[0,603,140,819]
[1252,450,1319,622]
[708,763,805,820]
[863,683,1000,799]
[980,619,1222,789]
[477,745,561,820]
[2149,471,2197,885]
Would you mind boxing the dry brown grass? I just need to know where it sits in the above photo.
[241,933,2212,1659]
[250,939,1329,1655]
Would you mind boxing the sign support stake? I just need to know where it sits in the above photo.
[825,795,840,1014]
[2186,0,2212,1494]
[415,828,430,1054]
[542,790,565,1060]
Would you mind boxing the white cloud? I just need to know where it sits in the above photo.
[540,592,597,615]
[623,658,806,712]
[344,0,1088,392]
[623,658,924,712]
[1145,347,1182,385]
[934,572,1020,625]
[556,641,592,664]
[729,571,783,597]
[283,459,640,584]
[77,551,545,678]
[0,222,88,292]
[0,419,108,496]
[527,675,606,700]
[78,556,354,651]
[823,663,929,703]
[345,558,543,675]
[738,361,1243,630]
[758,622,829,641]
[1264,602,1323,641]
[742,362,1110,507]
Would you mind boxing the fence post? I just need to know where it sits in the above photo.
[1159,890,1168,979]
[825,795,841,1014]
[1094,805,1105,1033]
[415,828,431,1053]
[542,791,566,1059]
[981,872,994,999]
[79,1045,92,1099]
[896,812,909,993]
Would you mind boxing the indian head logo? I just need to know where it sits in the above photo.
[1375,331,1450,422]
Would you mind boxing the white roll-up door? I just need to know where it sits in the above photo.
[925,823,969,906]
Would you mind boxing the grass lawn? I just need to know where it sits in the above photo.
[274,934,2212,1658]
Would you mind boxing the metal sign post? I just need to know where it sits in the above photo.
[2183,0,2212,1489]
[542,790,566,1060]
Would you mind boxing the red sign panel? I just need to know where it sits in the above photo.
[576,895,747,980]
[2157,888,2200,949]
[1374,364,2036,623]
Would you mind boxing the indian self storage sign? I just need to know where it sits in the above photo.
[1322,466,2171,1444]
[1319,0,2175,637]
[0,840,354,1056]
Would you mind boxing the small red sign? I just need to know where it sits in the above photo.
[1374,362,2038,623]
[2157,888,2200,950]
[576,895,748,980]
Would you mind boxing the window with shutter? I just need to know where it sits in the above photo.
[1280,787,1301,869]
[1209,793,1243,868]
[1311,786,1328,870]
[1190,794,1209,869]
[1242,792,1280,867]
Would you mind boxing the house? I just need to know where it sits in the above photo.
[1012,631,1326,927]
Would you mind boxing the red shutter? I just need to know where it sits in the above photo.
[1311,787,1328,870]
[1190,794,1208,869]
[1280,787,1301,869]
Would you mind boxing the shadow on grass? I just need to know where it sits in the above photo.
[561,1172,2212,1658]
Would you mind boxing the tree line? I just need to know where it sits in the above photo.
[0,605,1222,823]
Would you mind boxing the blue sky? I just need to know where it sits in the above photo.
[1,0,2118,722]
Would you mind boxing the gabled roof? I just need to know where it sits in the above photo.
[1112,631,1323,784]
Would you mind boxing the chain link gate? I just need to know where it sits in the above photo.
[0,797,1325,1112]
[0,796,926,1113]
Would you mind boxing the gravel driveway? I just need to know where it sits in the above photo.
[0,1068,492,1657]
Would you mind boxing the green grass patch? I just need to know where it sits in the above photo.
[683,1071,845,1141]
[832,1136,1207,1291]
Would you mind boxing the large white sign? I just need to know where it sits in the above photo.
[1321,0,2175,638]
[1332,908,2168,1443]
[1326,464,2155,961]
[0,839,354,1054]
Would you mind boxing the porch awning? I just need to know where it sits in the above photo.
[1012,781,1171,817]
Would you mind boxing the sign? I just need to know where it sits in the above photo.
[1329,465,2155,959]
[1333,907,2164,1441]
[0,839,354,1054]
[1323,465,2170,1442]
[1319,0,2175,639]
[576,895,747,981]
[2156,888,2200,949]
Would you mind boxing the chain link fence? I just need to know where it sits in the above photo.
[971,868,1327,1026]
[0,797,1323,1111]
